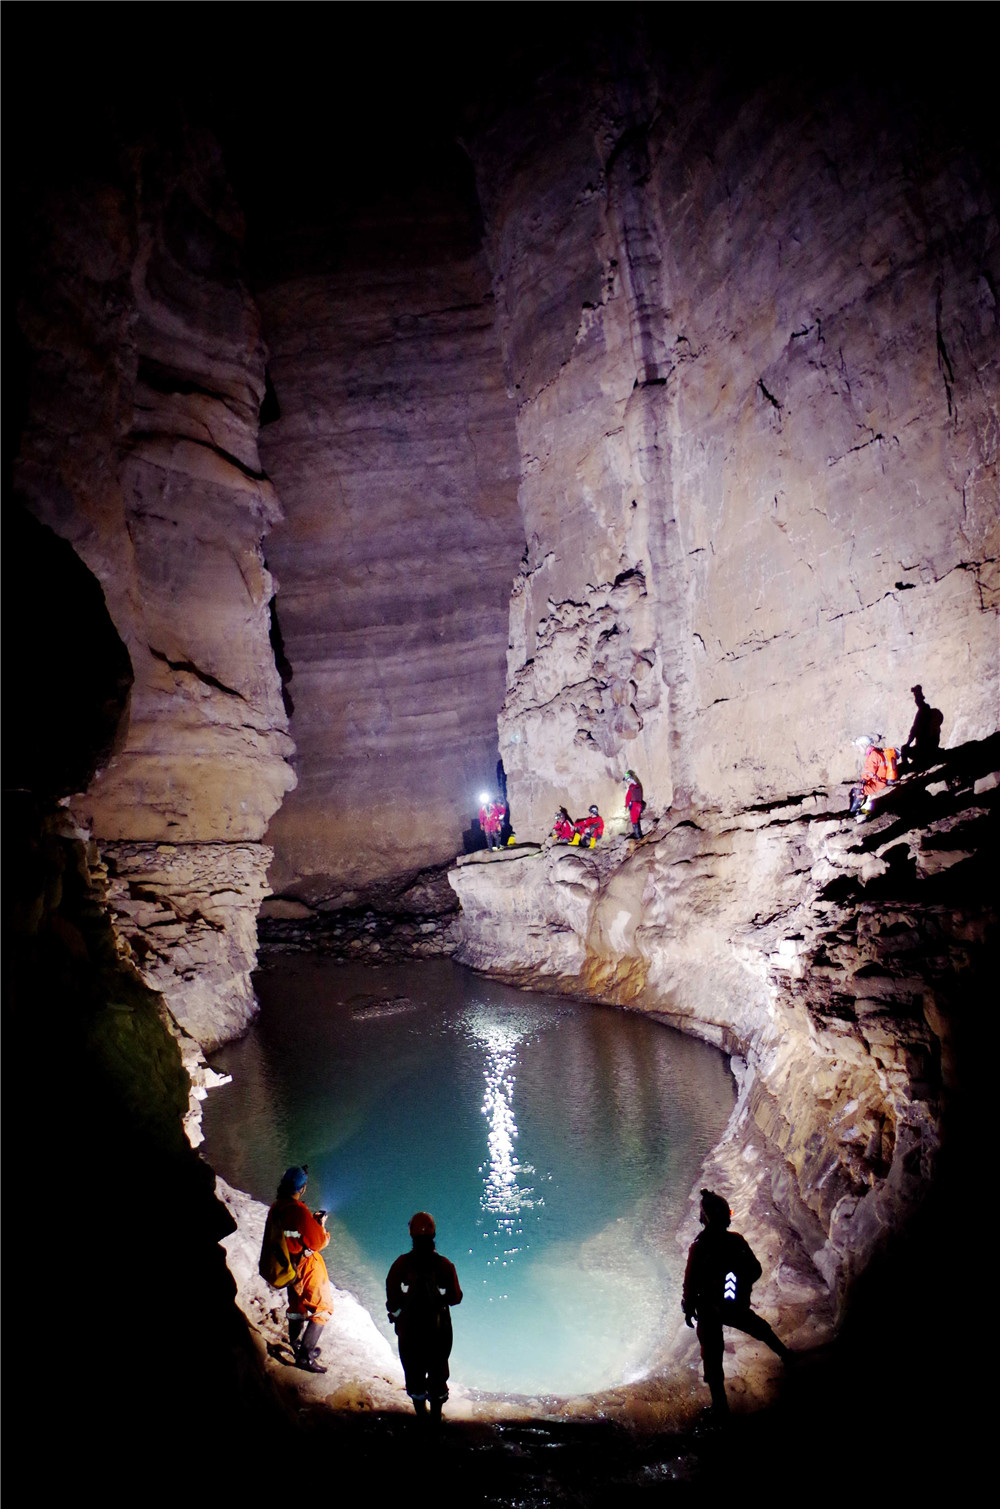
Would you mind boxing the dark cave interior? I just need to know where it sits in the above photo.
[4,6,997,1500]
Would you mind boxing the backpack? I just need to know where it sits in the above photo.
[259,1207,297,1289]
[883,746,899,782]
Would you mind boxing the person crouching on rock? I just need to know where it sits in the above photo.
[550,807,575,843]
[682,1188,791,1416]
[849,734,898,822]
[386,1211,463,1422]
[573,805,604,847]
[263,1165,334,1373]
[623,770,645,838]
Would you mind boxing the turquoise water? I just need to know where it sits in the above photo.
[203,958,734,1395]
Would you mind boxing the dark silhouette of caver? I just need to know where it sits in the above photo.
[682,1188,790,1415]
[386,1211,463,1422]
[901,684,944,771]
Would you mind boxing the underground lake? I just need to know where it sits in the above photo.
[204,958,736,1396]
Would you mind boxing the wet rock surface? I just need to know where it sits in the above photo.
[451,738,999,1315]
[7,14,994,1497]
[259,861,461,962]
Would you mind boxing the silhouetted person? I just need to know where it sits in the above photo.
[901,684,943,771]
[682,1188,790,1416]
[386,1212,463,1421]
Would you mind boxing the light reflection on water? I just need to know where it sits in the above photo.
[203,958,735,1395]
[471,1010,540,1295]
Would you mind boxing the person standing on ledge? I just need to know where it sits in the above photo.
[386,1211,463,1422]
[624,769,645,838]
[682,1188,791,1416]
[261,1164,334,1374]
[478,793,506,851]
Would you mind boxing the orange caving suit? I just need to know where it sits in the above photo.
[274,1196,334,1326]
[860,745,893,797]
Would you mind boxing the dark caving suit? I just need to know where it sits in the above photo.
[682,1190,789,1413]
[901,684,944,770]
[386,1224,462,1417]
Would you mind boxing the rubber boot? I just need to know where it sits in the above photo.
[296,1319,327,1373]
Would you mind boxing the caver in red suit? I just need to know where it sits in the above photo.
[550,810,575,842]
[573,807,604,842]
[624,772,644,837]
[487,801,507,840]
[386,1212,463,1420]
[479,799,506,850]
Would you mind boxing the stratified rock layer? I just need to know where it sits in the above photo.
[451,740,998,1315]
[14,122,294,1048]
[257,163,523,906]
[468,47,998,837]
[100,841,274,1050]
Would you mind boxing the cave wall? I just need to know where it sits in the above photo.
[13,118,294,1047]
[451,739,999,1309]
[466,41,998,836]
[255,156,524,906]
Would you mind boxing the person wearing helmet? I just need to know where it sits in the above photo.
[623,771,645,838]
[263,1165,334,1374]
[573,805,604,846]
[549,807,574,843]
[478,794,507,851]
[682,1188,790,1415]
[386,1212,463,1421]
[849,735,898,821]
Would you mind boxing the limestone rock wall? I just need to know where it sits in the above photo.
[14,120,294,1047]
[450,739,998,1308]
[255,163,524,906]
[468,44,998,838]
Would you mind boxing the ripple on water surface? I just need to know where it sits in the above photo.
[203,958,735,1396]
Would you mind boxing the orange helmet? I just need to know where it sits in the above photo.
[409,1211,436,1237]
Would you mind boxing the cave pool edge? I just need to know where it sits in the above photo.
[202,955,738,1403]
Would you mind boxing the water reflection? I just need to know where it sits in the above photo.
[204,959,736,1394]
[466,1010,543,1299]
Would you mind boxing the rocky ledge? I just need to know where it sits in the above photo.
[449,737,998,1327]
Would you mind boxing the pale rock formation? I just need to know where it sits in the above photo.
[468,49,998,838]
[216,1178,406,1411]
[15,123,294,1051]
[256,166,524,906]
[101,841,275,1051]
[450,739,998,1313]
